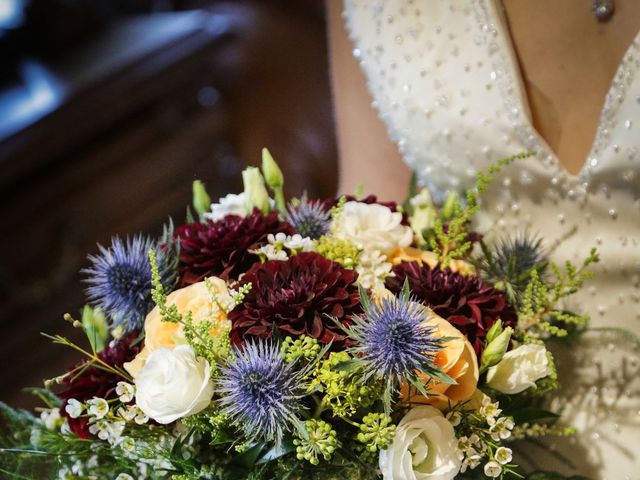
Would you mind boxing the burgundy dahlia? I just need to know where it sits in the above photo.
[385,261,516,355]
[176,210,295,286]
[229,252,361,349]
[58,333,141,438]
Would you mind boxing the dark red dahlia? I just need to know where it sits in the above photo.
[176,210,295,285]
[58,333,141,438]
[229,252,361,349]
[385,261,516,355]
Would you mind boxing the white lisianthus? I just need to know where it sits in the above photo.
[486,344,551,394]
[64,399,83,419]
[332,201,413,254]
[379,406,462,480]
[203,193,248,221]
[135,345,214,424]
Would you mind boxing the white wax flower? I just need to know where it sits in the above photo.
[379,406,462,480]
[64,399,83,419]
[203,193,248,221]
[86,397,109,419]
[484,461,503,478]
[486,344,551,394]
[134,345,214,424]
[40,408,62,430]
[332,201,413,253]
[116,381,135,403]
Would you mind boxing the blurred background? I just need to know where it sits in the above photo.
[0,0,337,407]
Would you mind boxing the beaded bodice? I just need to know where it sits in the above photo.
[343,1,640,478]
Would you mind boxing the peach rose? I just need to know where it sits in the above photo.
[388,246,475,275]
[124,278,231,377]
[402,312,479,410]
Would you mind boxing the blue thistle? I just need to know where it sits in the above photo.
[216,341,307,446]
[286,198,331,239]
[343,284,450,410]
[83,235,177,332]
[478,232,547,303]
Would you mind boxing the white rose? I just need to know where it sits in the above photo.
[332,201,413,253]
[379,406,462,480]
[486,344,551,394]
[135,345,214,424]
[203,193,248,221]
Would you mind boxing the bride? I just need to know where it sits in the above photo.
[328,0,640,478]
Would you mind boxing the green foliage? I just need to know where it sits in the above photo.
[309,352,378,418]
[281,335,321,364]
[149,251,234,369]
[430,152,534,266]
[355,413,395,453]
[81,305,109,353]
[294,419,339,465]
[517,249,599,338]
[315,236,360,269]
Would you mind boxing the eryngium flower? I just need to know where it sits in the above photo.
[217,341,306,445]
[83,236,176,331]
[285,198,331,239]
[228,252,361,349]
[386,262,517,355]
[176,210,295,285]
[346,287,443,392]
[478,233,547,302]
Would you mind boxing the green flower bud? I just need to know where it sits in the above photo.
[82,305,108,352]
[485,319,503,344]
[409,189,437,245]
[242,167,270,214]
[481,326,513,372]
[192,180,211,218]
[261,148,283,188]
[261,148,286,212]
[441,191,461,219]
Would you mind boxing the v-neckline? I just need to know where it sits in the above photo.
[487,0,640,181]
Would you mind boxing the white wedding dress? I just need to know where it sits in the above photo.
[343,1,640,478]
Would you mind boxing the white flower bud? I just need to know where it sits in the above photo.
[486,344,551,394]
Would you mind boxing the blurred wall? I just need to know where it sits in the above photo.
[0,0,337,407]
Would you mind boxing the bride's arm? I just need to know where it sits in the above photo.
[327,0,411,202]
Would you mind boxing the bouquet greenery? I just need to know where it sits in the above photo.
[0,150,596,480]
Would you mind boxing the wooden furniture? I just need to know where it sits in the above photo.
[0,3,337,407]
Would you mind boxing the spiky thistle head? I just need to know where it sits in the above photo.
[286,197,331,239]
[216,341,307,446]
[343,284,449,410]
[478,233,547,303]
[83,235,177,332]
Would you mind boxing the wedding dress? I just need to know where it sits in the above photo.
[343,0,640,478]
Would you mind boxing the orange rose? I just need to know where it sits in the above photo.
[388,246,475,275]
[124,278,231,377]
[402,312,479,410]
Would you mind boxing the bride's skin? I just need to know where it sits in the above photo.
[328,0,640,201]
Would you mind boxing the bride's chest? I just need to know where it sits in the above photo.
[344,0,640,203]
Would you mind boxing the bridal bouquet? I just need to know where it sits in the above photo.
[0,151,597,480]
